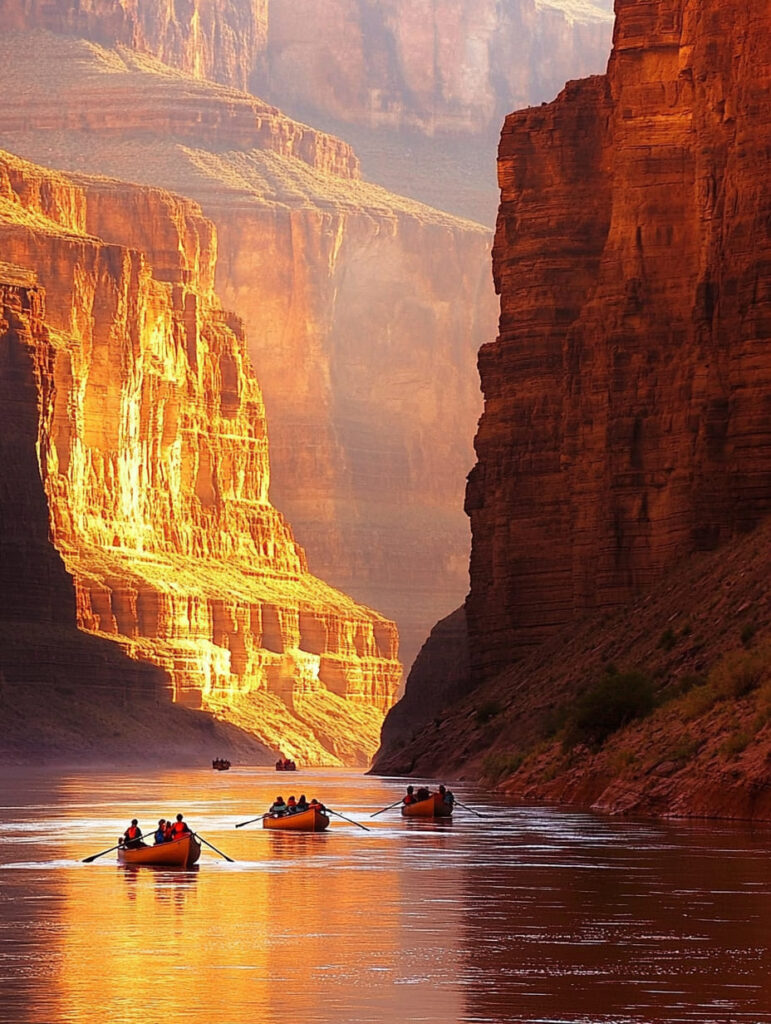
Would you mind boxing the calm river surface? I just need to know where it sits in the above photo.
[1,767,770,1024]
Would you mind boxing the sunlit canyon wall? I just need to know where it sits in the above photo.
[0,149,401,765]
[0,24,496,676]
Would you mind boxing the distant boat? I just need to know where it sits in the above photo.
[401,793,453,818]
[275,759,297,771]
[212,758,231,771]
[263,807,329,832]
[117,834,201,867]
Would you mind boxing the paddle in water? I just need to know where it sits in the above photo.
[193,833,235,863]
[326,808,371,832]
[452,799,485,817]
[235,813,270,828]
[82,831,153,863]
[369,798,404,818]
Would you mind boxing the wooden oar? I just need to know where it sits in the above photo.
[82,831,153,863]
[193,833,235,863]
[235,813,270,828]
[452,799,484,818]
[326,808,371,832]
[369,798,404,818]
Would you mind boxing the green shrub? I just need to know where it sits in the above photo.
[563,669,655,748]
[483,750,523,781]
[710,648,769,700]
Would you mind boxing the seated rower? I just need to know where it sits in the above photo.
[163,817,174,842]
[309,797,326,812]
[438,784,455,807]
[122,819,146,849]
[153,819,167,845]
[402,785,416,806]
[286,795,298,813]
[170,813,191,839]
[296,794,309,812]
[415,786,430,802]
[269,795,287,816]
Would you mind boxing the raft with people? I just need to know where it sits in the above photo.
[263,806,330,831]
[117,832,202,867]
[401,792,453,818]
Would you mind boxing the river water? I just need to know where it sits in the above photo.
[1,767,770,1024]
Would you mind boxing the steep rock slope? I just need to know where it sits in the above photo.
[468,0,771,682]
[0,149,401,765]
[0,30,496,674]
[375,0,771,812]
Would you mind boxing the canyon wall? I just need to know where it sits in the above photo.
[0,29,496,675]
[0,148,401,765]
[375,0,771,813]
[0,0,267,89]
[466,0,771,683]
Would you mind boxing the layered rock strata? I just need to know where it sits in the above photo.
[1,0,267,90]
[466,0,771,684]
[0,30,496,674]
[0,149,401,765]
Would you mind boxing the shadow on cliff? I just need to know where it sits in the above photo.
[0,280,270,766]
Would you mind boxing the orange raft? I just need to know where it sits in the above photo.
[401,793,453,818]
[117,833,201,867]
[263,807,330,832]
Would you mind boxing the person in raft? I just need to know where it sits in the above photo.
[309,797,326,812]
[169,813,192,840]
[163,817,174,842]
[402,785,416,806]
[122,819,146,849]
[415,786,430,802]
[438,784,455,808]
[153,819,167,845]
[269,795,287,816]
[296,794,309,812]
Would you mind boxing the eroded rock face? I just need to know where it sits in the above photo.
[466,0,771,683]
[258,0,614,137]
[0,149,401,765]
[1,0,268,90]
[0,30,496,675]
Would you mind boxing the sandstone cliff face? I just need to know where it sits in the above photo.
[0,0,268,90]
[467,0,771,683]
[0,149,401,765]
[0,30,496,675]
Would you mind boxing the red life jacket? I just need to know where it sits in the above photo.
[171,820,188,837]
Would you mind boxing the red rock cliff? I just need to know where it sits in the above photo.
[466,0,771,682]
[0,149,402,765]
[0,29,496,674]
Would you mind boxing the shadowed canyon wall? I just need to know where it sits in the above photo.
[0,27,496,675]
[467,0,771,683]
[0,149,401,765]
[375,0,771,809]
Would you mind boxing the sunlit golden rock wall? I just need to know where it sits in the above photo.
[1,0,268,90]
[0,29,496,675]
[0,149,401,765]
[466,0,771,681]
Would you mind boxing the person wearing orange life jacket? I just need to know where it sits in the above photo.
[163,817,174,842]
[402,785,416,806]
[286,795,298,813]
[309,797,326,813]
[169,813,191,840]
[122,819,146,849]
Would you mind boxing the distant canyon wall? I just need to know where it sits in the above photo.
[0,28,496,675]
[0,0,268,89]
[0,149,401,765]
[465,0,771,682]
[257,0,615,137]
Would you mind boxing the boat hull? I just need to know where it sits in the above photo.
[401,793,453,818]
[117,833,201,867]
[263,807,329,831]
